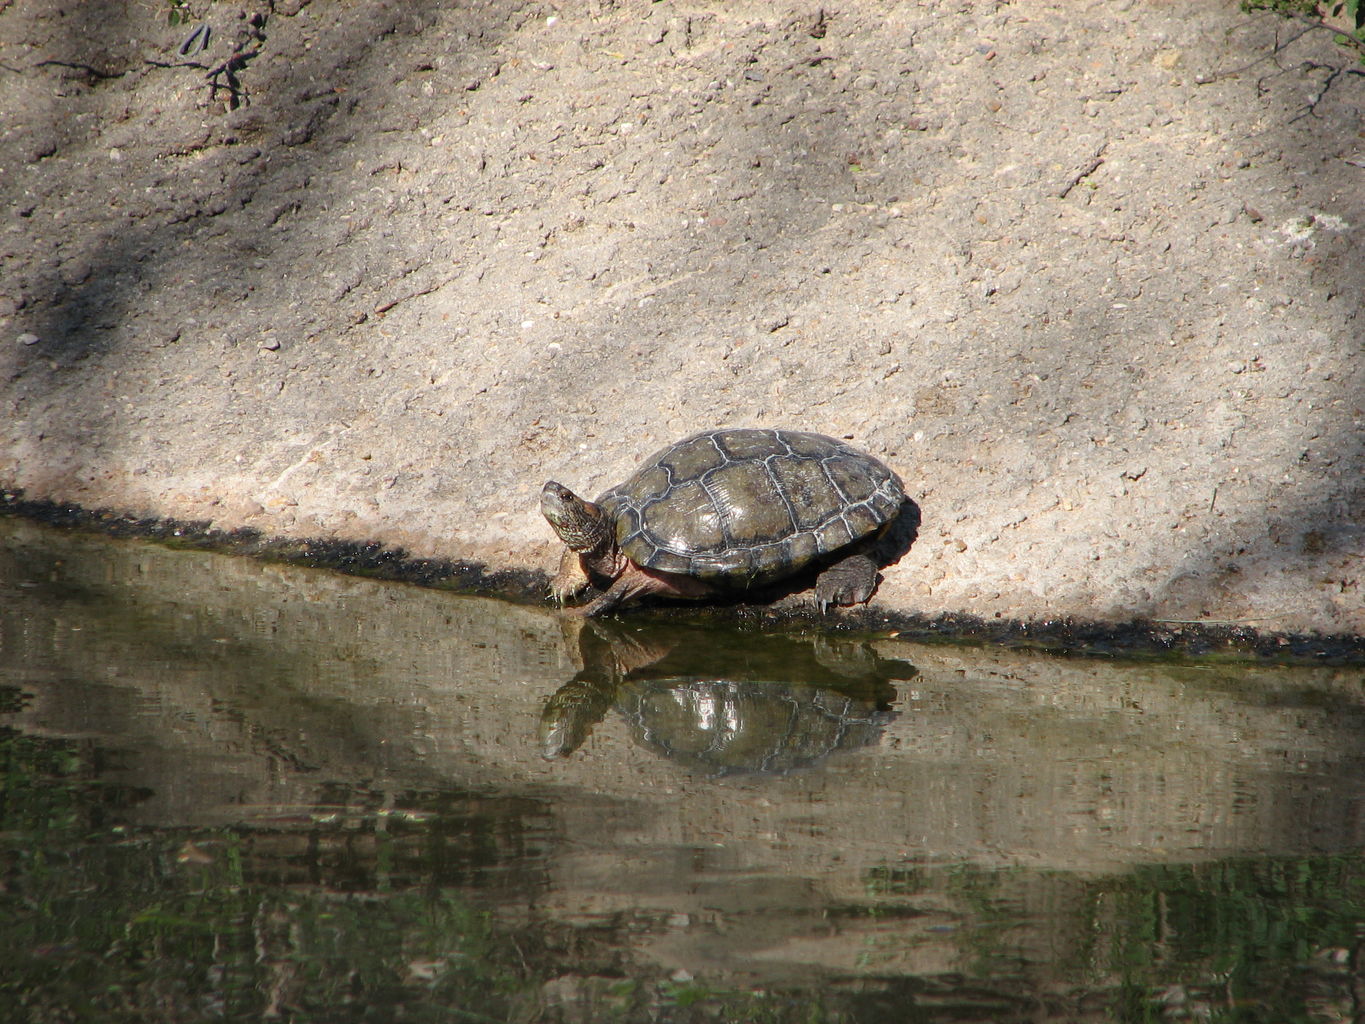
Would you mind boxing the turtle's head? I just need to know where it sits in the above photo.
[541,481,609,552]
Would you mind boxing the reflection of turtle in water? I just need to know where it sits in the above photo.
[623,678,891,776]
[539,620,916,776]
[541,428,912,616]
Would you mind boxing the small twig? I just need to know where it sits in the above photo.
[1202,14,1362,93]
[144,59,210,71]
[374,279,446,317]
[1197,20,1314,85]
[34,59,125,80]
[1056,143,1108,199]
[1152,616,1287,625]
[1286,10,1365,55]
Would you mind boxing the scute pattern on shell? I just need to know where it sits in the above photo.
[596,428,904,584]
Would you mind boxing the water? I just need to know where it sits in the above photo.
[2,516,1364,1023]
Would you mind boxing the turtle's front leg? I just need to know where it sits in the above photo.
[549,548,591,606]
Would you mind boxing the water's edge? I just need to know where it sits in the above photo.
[4,488,1361,666]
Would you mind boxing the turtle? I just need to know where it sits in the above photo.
[540,427,906,616]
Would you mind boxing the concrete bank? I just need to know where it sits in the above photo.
[1,1,1361,637]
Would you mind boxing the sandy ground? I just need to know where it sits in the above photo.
[0,0,1361,636]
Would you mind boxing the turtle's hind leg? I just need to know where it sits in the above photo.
[813,552,880,612]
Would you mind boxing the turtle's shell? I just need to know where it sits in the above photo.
[596,428,904,585]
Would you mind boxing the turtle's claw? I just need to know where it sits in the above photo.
[547,581,579,606]
[547,548,591,608]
